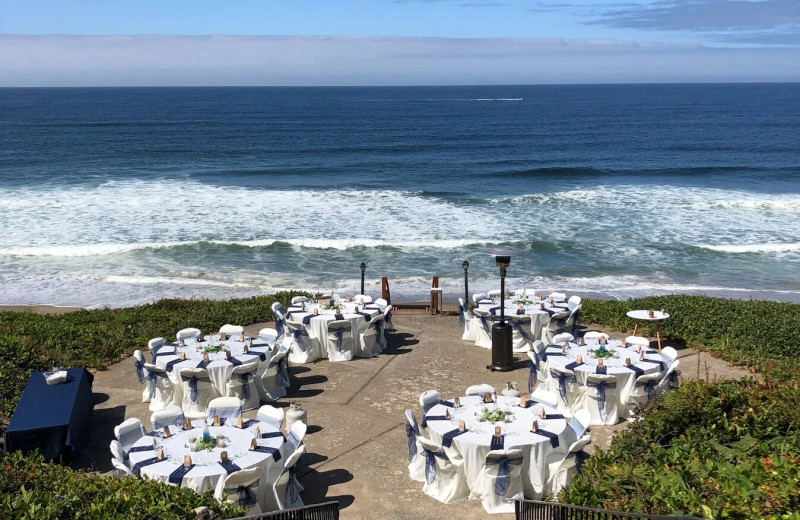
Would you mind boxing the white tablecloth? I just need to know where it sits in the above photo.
[128,420,290,509]
[477,299,567,341]
[285,304,380,356]
[424,395,576,499]
[156,335,273,401]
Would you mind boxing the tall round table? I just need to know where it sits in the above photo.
[626,310,670,350]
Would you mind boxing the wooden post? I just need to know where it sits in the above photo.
[381,277,391,304]
[431,276,440,316]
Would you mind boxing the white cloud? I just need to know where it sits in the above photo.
[1,34,799,86]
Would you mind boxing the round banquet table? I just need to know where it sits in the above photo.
[284,303,381,358]
[477,298,568,342]
[424,394,577,499]
[626,310,670,350]
[542,340,670,420]
[156,335,274,402]
[127,420,290,509]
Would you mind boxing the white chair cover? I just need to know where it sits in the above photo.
[472,293,487,305]
[626,372,662,419]
[219,324,244,335]
[487,289,501,298]
[256,405,285,430]
[284,322,322,364]
[179,367,213,419]
[176,328,201,340]
[567,295,582,311]
[418,437,469,504]
[419,390,442,415]
[374,297,388,311]
[272,445,306,511]
[545,435,591,497]
[354,294,372,304]
[358,315,385,358]
[325,320,355,362]
[141,363,174,412]
[288,420,307,450]
[216,467,263,516]
[109,439,126,466]
[549,292,566,302]
[133,350,147,387]
[226,359,261,411]
[258,327,279,343]
[207,396,242,425]
[457,298,473,340]
[273,308,287,344]
[509,315,535,352]
[548,365,580,416]
[530,387,559,409]
[111,456,133,477]
[405,409,426,483]
[661,346,678,361]
[291,296,310,305]
[471,309,493,349]
[564,305,581,337]
[259,349,288,402]
[552,332,574,345]
[656,359,681,397]
[383,304,395,331]
[150,405,184,431]
[525,341,549,393]
[583,331,609,342]
[624,335,651,349]
[570,410,591,438]
[470,449,525,514]
[542,311,570,344]
[584,373,619,425]
[465,384,495,397]
[148,337,166,362]
[114,418,147,453]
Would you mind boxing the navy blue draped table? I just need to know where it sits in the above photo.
[4,368,94,461]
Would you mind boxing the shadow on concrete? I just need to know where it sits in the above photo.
[292,374,328,386]
[298,467,355,509]
[75,403,127,472]
[306,425,323,435]
[289,388,324,398]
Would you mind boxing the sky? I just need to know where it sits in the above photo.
[1,0,799,85]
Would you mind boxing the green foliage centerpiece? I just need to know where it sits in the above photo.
[480,407,511,423]
[202,345,223,354]
[589,344,616,359]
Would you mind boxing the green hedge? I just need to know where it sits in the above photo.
[0,291,307,422]
[0,450,244,519]
[581,295,800,375]
[561,378,800,519]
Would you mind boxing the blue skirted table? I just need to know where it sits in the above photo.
[4,368,94,461]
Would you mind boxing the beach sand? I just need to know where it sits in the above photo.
[0,304,84,315]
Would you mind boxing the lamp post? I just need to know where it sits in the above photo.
[483,247,522,372]
[359,262,366,295]
[462,260,470,305]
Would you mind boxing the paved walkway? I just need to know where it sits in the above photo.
[82,315,753,519]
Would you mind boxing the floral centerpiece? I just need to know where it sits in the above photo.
[479,407,512,422]
[589,345,617,359]
[191,434,228,451]
[202,345,223,354]
[514,299,534,305]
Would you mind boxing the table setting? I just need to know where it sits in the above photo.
[423,393,577,499]
[284,301,381,357]
[477,295,568,341]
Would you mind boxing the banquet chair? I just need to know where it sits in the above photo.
[142,363,174,411]
[217,467,263,516]
[111,456,134,478]
[359,315,385,358]
[655,359,681,398]
[548,366,580,415]
[256,405,284,430]
[148,337,167,362]
[549,292,567,302]
[626,372,662,420]
[176,328,201,340]
[417,437,470,504]
[552,332,574,345]
[582,331,609,343]
[470,449,525,514]
[207,397,242,426]
[526,348,548,393]
[487,289,501,298]
[284,322,321,364]
[457,297,473,341]
[466,384,495,397]
[133,350,147,387]
[584,373,619,425]
[258,327,279,344]
[259,349,289,402]
[564,304,582,337]
[325,320,355,362]
[288,420,307,450]
[219,324,244,335]
[374,297,388,311]
[531,388,560,409]
[567,295,582,311]
[179,367,214,419]
[544,435,591,497]
[114,418,147,453]
[569,409,591,439]
[272,308,287,344]
[472,293,487,305]
[509,315,535,352]
[542,310,570,344]
[419,390,442,415]
[227,359,261,411]
[624,335,651,349]
[109,439,126,467]
[405,409,427,482]
[271,301,286,317]
[291,296,310,305]
[354,294,373,304]
[151,405,184,431]
[471,309,493,349]
[661,346,678,361]
[272,445,306,511]
[383,304,395,331]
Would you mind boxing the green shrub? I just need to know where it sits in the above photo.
[561,378,800,518]
[0,450,244,519]
[0,291,308,422]
[581,296,800,376]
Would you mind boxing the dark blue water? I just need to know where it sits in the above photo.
[1,84,799,307]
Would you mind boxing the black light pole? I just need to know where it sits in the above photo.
[462,260,470,305]
[359,262,366,295]
[483,247,521,372]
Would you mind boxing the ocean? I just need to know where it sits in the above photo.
[1,84,799,308]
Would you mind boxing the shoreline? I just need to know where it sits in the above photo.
[0,304,85,315]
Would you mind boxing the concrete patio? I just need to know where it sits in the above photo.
[81,314,753,519]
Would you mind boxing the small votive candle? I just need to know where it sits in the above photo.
[458,420,466,431]
[531,420,539,432]
[598,358,604,367]
[203,353,210,363]
[625,357,632,367]
[494,426,502,437]
[163,425,171,438]
[220,450,228,462]
[576,355,583,363]
[179,351,186,360]
[250,438,257,450]
[213,415,221,427]
[220,332,227,341]
[540,407,546,419]
[445,408,450,419]
[157,448,165,460]
[183,455,192,467]
[236,417,243,429]
[454,397,460,408]
[519,396,527,407]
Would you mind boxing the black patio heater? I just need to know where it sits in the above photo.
[483,246,522,372]
[462,260,470,305]
[359,262,366,295]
